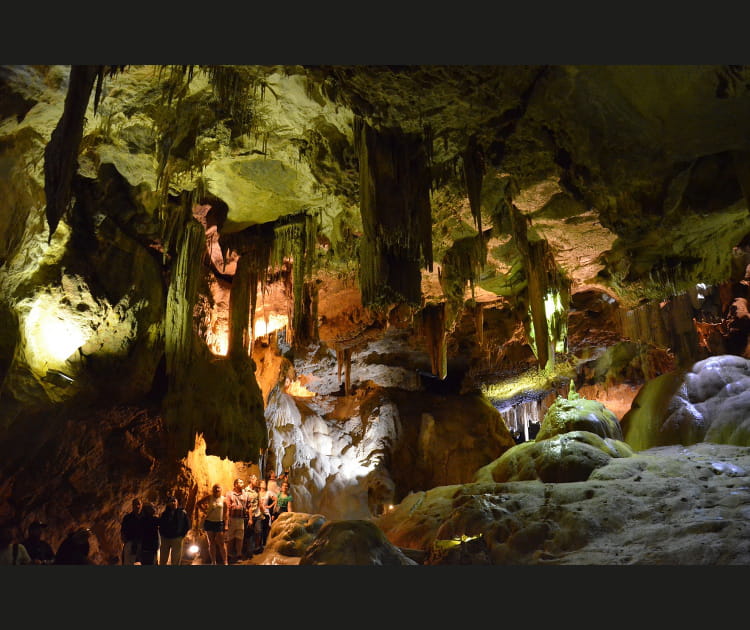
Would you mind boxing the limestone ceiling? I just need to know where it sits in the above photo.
[3,64,750,309]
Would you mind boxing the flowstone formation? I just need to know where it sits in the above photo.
[622,354,750,450]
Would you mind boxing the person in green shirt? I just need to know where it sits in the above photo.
[275,480,294,516]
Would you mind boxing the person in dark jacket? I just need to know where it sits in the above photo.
[22,521,55,565]
[140,502,160,565]
[158,495,190,565]
[120,498,144,565]
[54,528,91,565]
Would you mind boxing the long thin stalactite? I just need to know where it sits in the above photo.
[43,65,100,242]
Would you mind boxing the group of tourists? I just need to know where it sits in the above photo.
[1,471,294,566]
[0,520,89,565]
[119,470,294,566]
[197,470,294,565]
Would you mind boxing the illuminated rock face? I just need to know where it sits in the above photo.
[622,354,750,450]
[299,519,418,565]
[375,442,750,565]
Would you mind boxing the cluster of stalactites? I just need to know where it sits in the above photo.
[220,221,275,345]
[509,204,570,371]
[355,117,434,309]
[440,232,488,304]
[165,220,207,379]
[270,212,319,347]
[462,134,485,236]
[219,211,318,348]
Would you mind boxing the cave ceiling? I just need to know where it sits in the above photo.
[3,63,750,350]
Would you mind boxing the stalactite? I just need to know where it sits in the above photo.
[271,212,319,347]
[228,254,252,360]
[510,204,569,371]
[43,65,100,242]
[165,219,207,378]
[475,302,484,347]
[357,118,433,308]
[336,348,344,383]
[421,302,448,379]
[344,347,352,395]
[440,233,487,304]
[462,134,485,235]
[163,217,209,456]
[436,232,488,359]
[298,279,320,345]
[219,222,275,343]
[333,345,355,394]
[160,198,192,265]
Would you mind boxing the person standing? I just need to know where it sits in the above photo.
[22,521,55,565]
[197,483,228,565]
[120,498,144,565]
[158,495,190,566]
[54,528,91,564]
[266,471,280,496]
[258,479,276,551]
[275,480,294,516]
[0,523,31,565]
[140,502,160,565]
[225,478,249,564]
[244,475,263,556]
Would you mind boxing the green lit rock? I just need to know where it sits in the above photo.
[475,430,634,483]
[536,394,623,441]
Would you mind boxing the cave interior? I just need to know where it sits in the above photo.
[3,64,750,565]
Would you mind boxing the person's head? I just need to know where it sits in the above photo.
[233,478,245,491]
[268,471,276,480]
[28,521,46,540]
[166,496,178,509]
[131,498,142,513]
[249,474,258,489]
[260,480,267,491]
[281,481,290,492]
[142,503,155,517]
[212,484,222,496]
